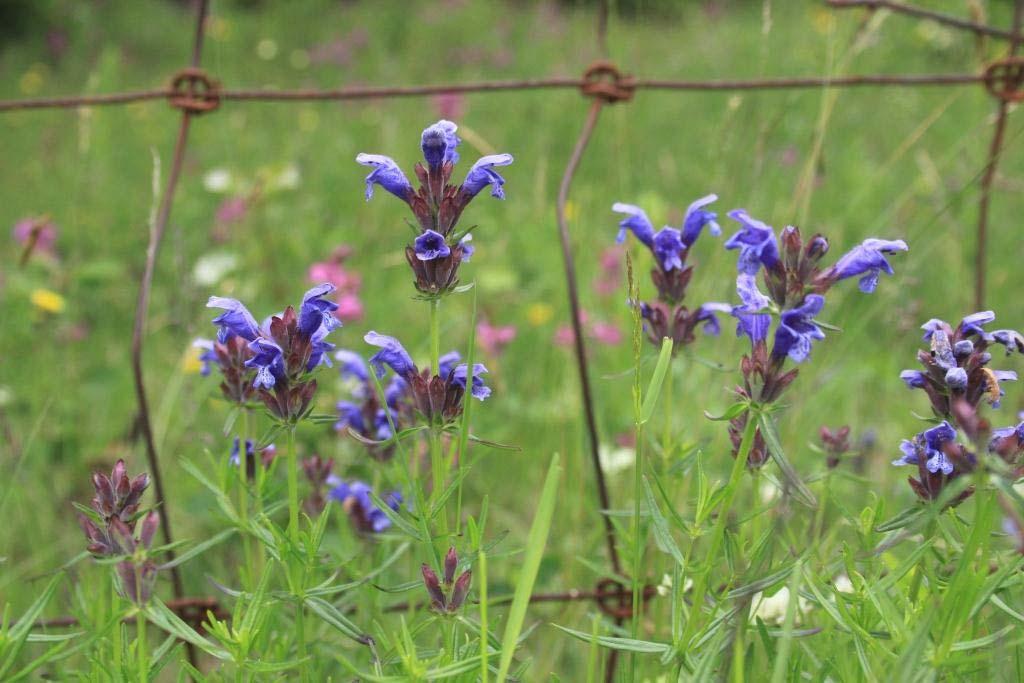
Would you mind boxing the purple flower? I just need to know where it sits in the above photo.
[459,234,475,262]
[725,209,779,275]
[892,421,957,475]
[438,351,462,378]
[451,363,491,400]
[298,283,341,338]
[365,331,417,379]
[335,349,370,383]
[421,120,460,167]
[207,296,261,342]
[355,153,413,202]
[900,369,928,388]
[414,230,451,261]
[680,194,721,247]
[335,401,365,433]
[611,203,655,247]
[193,338,216,376]
[772,295,825,363]
[731,273,772,343]
[385,375,408,407]
[989,422,1024,452]
[329,479,402,533]
[960,311,995,340]
[246,338,284,389]
[945,367,968,390]
[695,302,732,336]
[652,227,685,271]
[462,153,514,199]
[993,329,1024,354]
[830,238,908,293]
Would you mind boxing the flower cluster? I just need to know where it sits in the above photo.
[364,331,490,427]
[334,349,411,460]
[613,195,729,350]
[76,460,160,604]
[357,120,513,296]
[723,210,908,466]
[420,547,472,614]
[893,311,1024,501]
[327,477,402,534]
[206,284,341,422]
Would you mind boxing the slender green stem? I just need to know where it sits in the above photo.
[683,411,758,646]
[430,298,441,377]
[662,363,674,468]
[479,549,489,683]
[286,427,300,545]
[135,569,148,682]
[428,298,447,532]
[238,408,254,589]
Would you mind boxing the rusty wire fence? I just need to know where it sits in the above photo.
[8,0,1024,678]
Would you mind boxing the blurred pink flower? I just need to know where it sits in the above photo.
[335,293,364,321]
[593,245,624,297]
[553,311,621,347]
[215,197,248,224]
[12,217,58,255]
[308,245,364,322]
[433,92,466,120]
[591,321,623,346]
[477,319,517,356]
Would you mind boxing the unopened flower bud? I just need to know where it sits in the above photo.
[448,570,472,612]
[444,546,458,585]
[421,564,446,611]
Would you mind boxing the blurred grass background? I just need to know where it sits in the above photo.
[2,0,1023,674]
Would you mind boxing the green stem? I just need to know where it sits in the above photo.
[238,408,253,589]
[479,549,489,683]
[428,298,447,533]
[683,411,758,646]
[135,571,148,682]
[630,421,644,680]
[287,427,300,546]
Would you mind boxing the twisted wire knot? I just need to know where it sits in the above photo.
[593,578,656,619]
[983,57,1024,103]
[581,61,635,103]
[168,67,221,113]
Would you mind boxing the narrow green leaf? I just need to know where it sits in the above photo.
[639,337,674,424]
[368,491,427,542]
[551,624,670,654]
[703,402,749,422]
[642,476,685,566]
[304,597,367,644]
[158,528,235,570]
[0,573,63,678]
[496,454,561,683]
[757,411,817,508]
[144,599,230,660]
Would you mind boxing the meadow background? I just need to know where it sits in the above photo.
[2,0,1024,678]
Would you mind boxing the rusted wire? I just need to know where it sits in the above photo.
[128,0,210,670]
[975,0,1024,310]
[0,72,993,113]
[554,98,621,577]
[826,0,1018,40]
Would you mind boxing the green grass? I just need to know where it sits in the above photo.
[3,0,1024,679]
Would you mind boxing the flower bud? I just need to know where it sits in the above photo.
[448,570,472,612]
[421,564,446,611]
[444,547,458,585]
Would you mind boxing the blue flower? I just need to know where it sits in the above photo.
[960,311,995,340]
[229,437,274,466]
[892,421,958,475]
[452,363,491,400]
[989,421,1024,452]
[421,120,460,167]
[993,329,1024,354]
[298,283,341,339]
[772,295,825,363]
[725,209,779,275]
[334,350,369,383]
[612,202,655,247]
[695,302,732,336]
[207,296,261,342]
[652,227,685,271]
[945,367,968,390]
[365,331,417,379]
[414,230,451,261]
[680,193,721,247]
[731,273,772,343]
[384,375,408,408]
[328,480,402,533]
[335,401,365,433]
[192,338,216,376]
[830,238,908,293]
[899,369,928,388]
[459,234,474,262]
[355,153,413,201]
[246,337,284,389]
[438,351,462,378]
[462,154,514,199]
